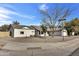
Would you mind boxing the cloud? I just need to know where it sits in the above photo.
[20,15,36,20]
[0,5,36,26]
[28,23,40,26]
[0,14,11,19]
[39,4,48,11]
[0,19,12,26]
[0,20,12,23]
[0,7,12,26]
[0,16,12,26]
[0,7,36,20]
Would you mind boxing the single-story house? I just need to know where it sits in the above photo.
[30,26,49,36]
[9,24,35,38]
[30,26,68,36]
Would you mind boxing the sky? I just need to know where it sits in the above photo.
[0,3,79,26]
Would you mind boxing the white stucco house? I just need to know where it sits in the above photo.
[30,26,68,37]
[9,24,35,38]
[30,26,49,36]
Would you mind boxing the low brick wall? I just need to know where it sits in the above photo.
[0,32,10,37]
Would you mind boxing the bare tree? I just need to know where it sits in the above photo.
[39,6,72,37]
[40,17,49,36]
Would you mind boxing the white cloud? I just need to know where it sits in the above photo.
[28,23,40,26]
[0,6,36,26]
[0,7,36,20]
[0,20,12,26]
[39,4,48,11]
[0,14,11,19]
[21,15,36,20]
[0,7,13,15]
[0,7,12,26]
[0,20,12,23]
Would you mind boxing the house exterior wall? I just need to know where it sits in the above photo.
[61,29,68,36]
[40,32,49,36]
[35,30,40,36]
[35,30,49,37]
[54,31,61,36]
[14,29,35,37]
[72,32,75,36]
[35,30,62,36]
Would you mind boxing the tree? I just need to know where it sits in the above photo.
[40,18,47,36]
[1,24,9,31]
[64,18,79,35]
[64,22,72,36]
[41,24,47,36]
[39,6,72,37]
[70,18,79,26]
[12,20,20,25]
[71,18,79,35]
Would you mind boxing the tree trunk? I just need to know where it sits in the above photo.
[52,28,54,37]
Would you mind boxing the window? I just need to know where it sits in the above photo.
[20,31,24,34]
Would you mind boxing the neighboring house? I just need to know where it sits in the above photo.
[30,26,68,36]
[30,26,49,36]
[9,24,35,38]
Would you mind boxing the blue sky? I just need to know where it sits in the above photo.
[0,3,79,26]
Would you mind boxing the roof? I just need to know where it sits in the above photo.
[10,24,25,29]
[9,24,34,30]
[30,25,62,31]
[9,24,62,31]
[30,26,42,31]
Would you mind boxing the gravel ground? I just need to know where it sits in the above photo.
[0,36,79,56]
[10,36,79,43]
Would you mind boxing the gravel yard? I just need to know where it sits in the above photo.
[10,36,79,43]
[0,36,79,56]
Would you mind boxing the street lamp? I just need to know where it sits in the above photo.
[58,19,66,41]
